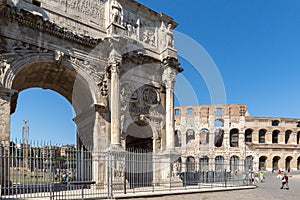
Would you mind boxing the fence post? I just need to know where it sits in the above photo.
[49,145,54,200]
[224,169,227,188]
[107,150,113,199]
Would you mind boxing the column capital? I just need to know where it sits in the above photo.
[108,49,122,66]
[108,49,122,75]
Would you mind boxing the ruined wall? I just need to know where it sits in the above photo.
[174,104,300,172]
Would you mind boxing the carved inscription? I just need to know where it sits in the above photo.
[52,0,105,20]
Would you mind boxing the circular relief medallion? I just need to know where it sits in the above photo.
[143,87,159,106]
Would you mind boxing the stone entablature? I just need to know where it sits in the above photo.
[5,0,177,53]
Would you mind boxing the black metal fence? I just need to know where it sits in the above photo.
[0,142,252,199]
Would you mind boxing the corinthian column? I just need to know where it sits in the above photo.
[109,50,122,147]
[162,66,177,150]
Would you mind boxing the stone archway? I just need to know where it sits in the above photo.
[125,121,153,188]
[273,156,281,171]
[10,59,98,147]
[259,156,267,171]
[285,156,292,170]
[0,0,181,190]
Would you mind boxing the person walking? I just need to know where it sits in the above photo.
[259,171,265,183]
[277,169,282,179]
[280,173,289,190]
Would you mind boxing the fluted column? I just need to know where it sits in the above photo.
[162,67,177,150]
[109,51,122,147]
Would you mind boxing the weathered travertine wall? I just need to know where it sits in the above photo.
[174,104,300,172]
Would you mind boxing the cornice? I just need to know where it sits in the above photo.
[0,5,102,47]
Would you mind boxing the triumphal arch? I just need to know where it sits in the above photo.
[0,0,181,185]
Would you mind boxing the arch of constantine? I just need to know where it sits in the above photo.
[174,104,300,173]
[0,0,182,187]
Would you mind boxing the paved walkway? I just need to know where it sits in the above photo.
[117,172,300,200]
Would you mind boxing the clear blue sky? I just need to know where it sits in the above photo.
[10,0,300,143]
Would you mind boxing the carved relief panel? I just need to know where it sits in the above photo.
[120,81,165,139]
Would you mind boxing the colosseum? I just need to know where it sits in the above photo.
[174,104,300,173]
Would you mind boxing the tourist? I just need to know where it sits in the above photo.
[253,171,259,185]
[259,171,265,183]
[277,169,282,179]
[280,173,289,189]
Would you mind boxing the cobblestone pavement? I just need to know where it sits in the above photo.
[122,172,300,200]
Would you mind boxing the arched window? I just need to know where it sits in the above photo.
[230,156,239,172]
[186,129,195,144]
[245,129,253,143]
[272,120,280,126]
[214,119,224,127]
[214,129,224,147]
[174,130,181,147]
[230,129,239,147]
[199,156,209,172]
[215,156,224,172]
[273,156,281,171]
[259,129,266,143]
[186,156,195,172]
[245,155,253,171]
[286,156,292,170]
[259,156,267,171]
[297,131,300,145]
[285,130,292,144]
[200,128,209,144]
[272,130,280,144]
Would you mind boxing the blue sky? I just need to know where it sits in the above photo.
[10,0,300,143]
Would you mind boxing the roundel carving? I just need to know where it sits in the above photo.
[142,87,159,106]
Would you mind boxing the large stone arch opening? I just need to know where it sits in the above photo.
[230,155,239,172]
[229,128,239,147]
[272,156,281,171]
[0,58,101,184]
[245,129,253,143]
[285,156,292,170]
[214,129,224,147]
[259,156,267,171]
[259,129,266,143]
[285,130,292,144]
[272,130,280,144]
[125,121,153,188]
[245,155,254,171]
[186,156,196,172]
[8,59,97,148]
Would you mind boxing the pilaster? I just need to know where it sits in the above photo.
[289,132,297,145]
[278,132,285,144]
[0,87,15,187]
[0,87,15,143]
[265,131,272,144]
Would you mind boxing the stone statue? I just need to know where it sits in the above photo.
[172,162,179,177]
[111,1,123,25]
[166,23,174,47]
[54,50,64,62]
[0,59,9,79]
